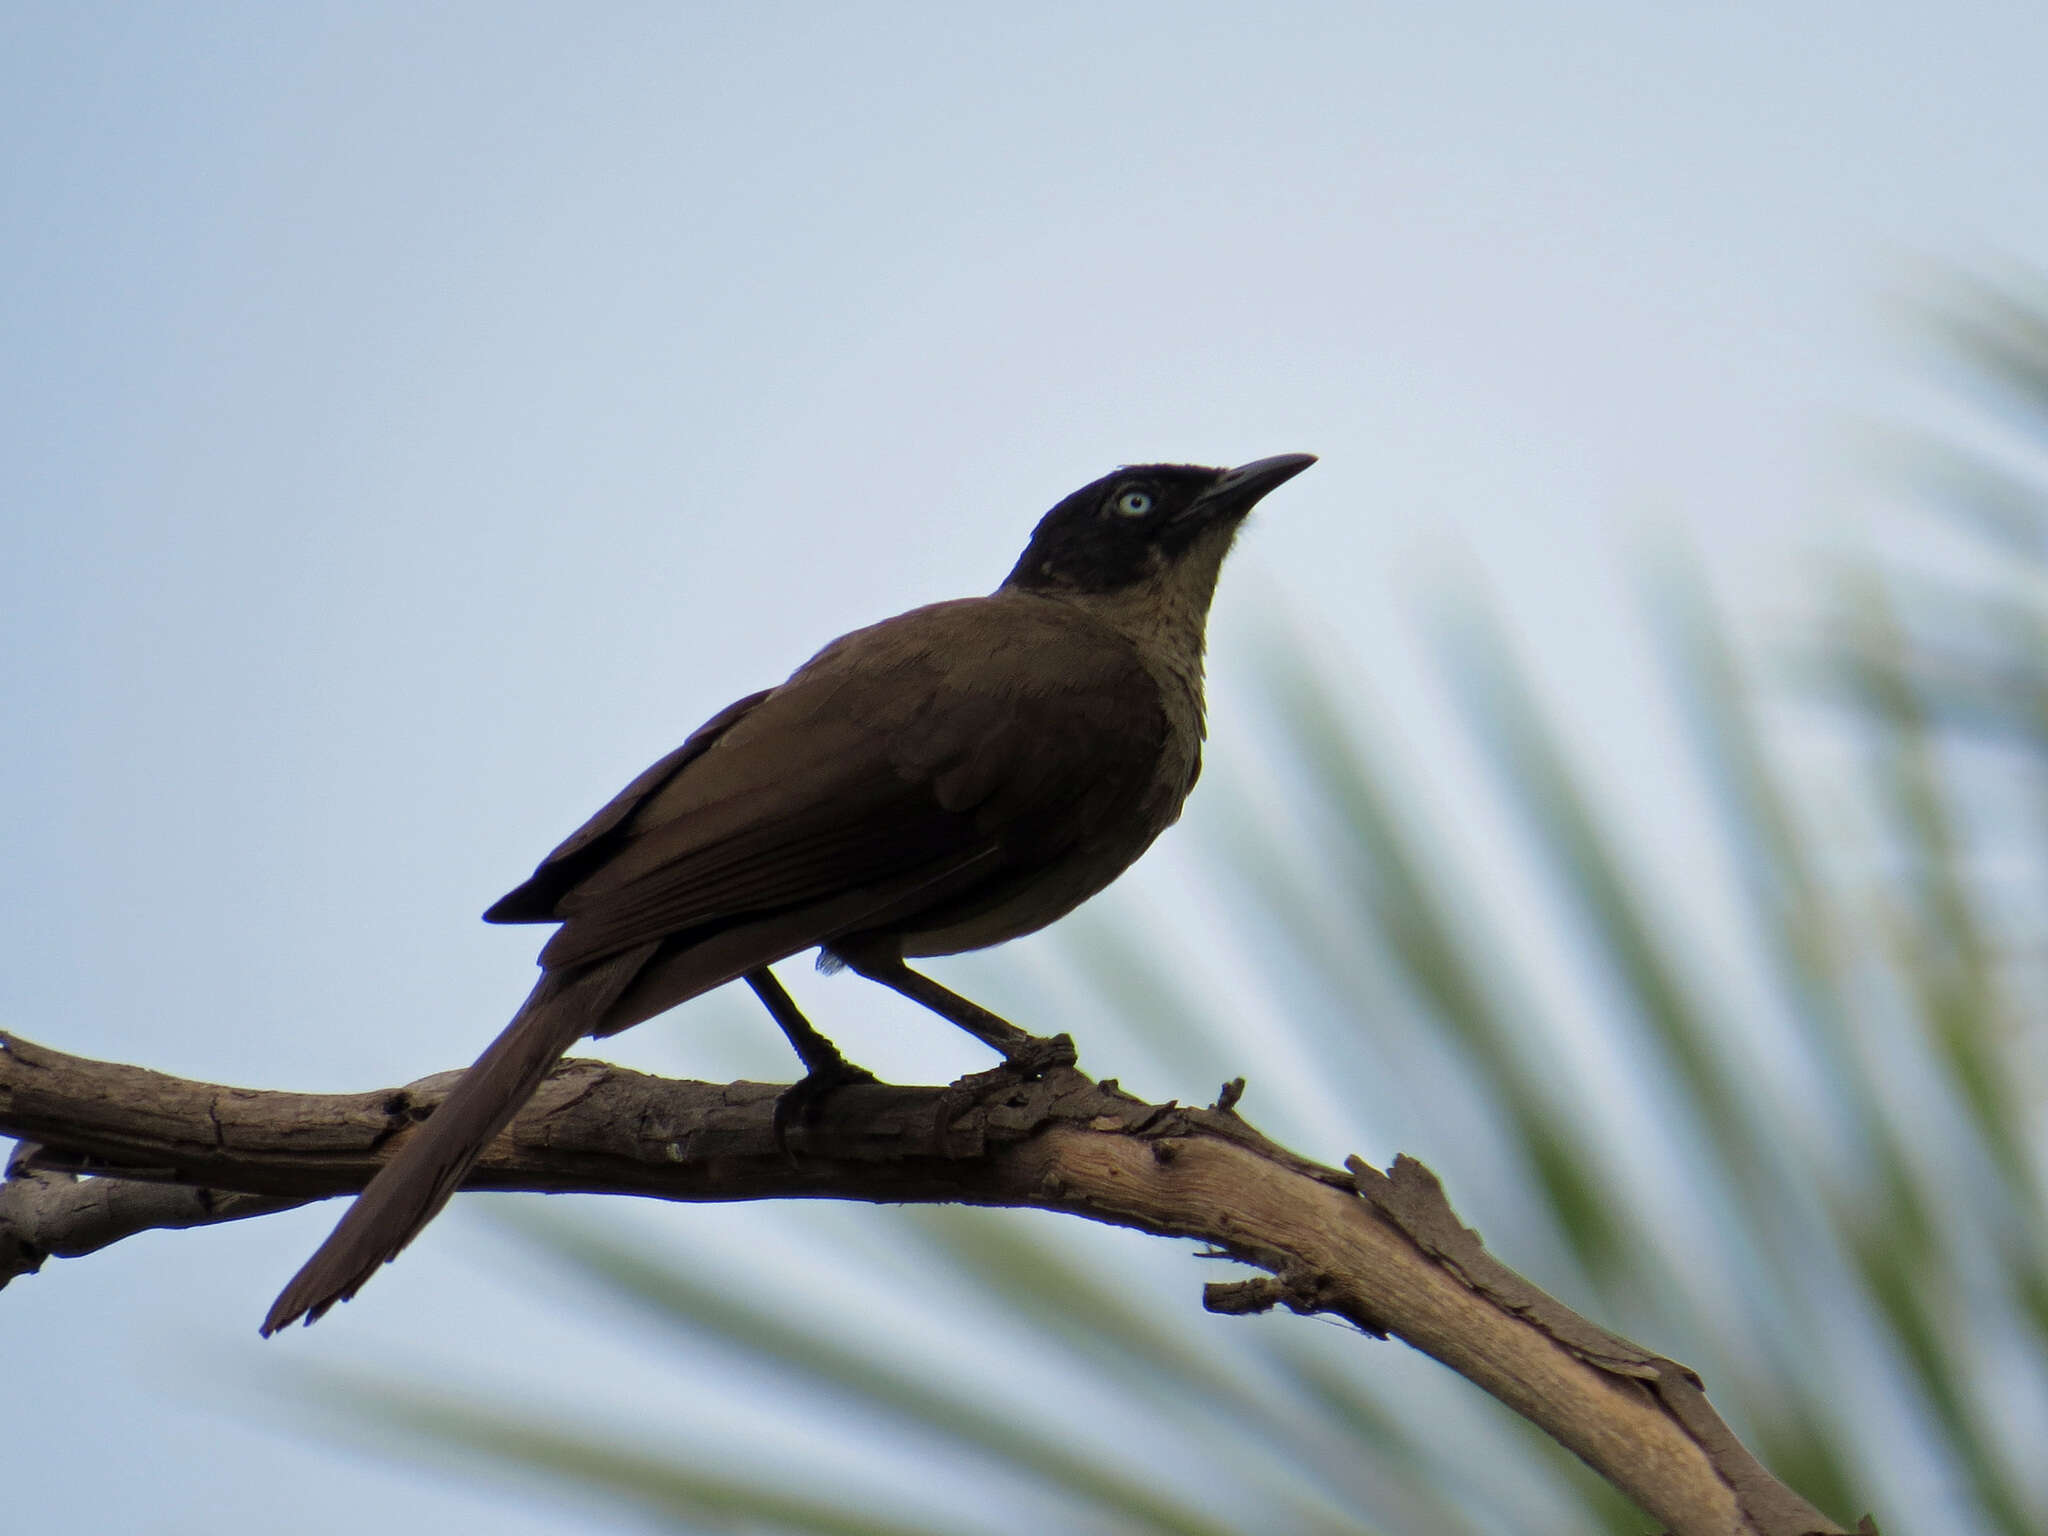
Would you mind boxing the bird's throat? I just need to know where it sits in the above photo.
[1048,524,1236,742]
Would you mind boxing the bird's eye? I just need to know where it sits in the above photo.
[1113,489,1155,518]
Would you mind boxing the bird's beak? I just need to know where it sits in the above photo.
[1182,453,1318,526]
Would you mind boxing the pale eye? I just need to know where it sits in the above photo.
[1114,489,1154,517]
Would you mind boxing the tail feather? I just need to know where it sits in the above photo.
[261,952,649,1334]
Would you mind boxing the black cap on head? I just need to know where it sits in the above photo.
[1004,454,1316,594]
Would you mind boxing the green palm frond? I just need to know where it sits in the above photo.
[298,276,2048,1536]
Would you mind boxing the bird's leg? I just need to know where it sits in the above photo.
[746,966,869,1080]
[839,951,1076,1074]
[745,967,878,1148]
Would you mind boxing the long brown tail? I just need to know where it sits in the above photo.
[261,952,647,1334]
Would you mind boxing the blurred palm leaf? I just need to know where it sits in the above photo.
[300,277,2048,1536]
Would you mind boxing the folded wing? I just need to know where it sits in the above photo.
[483,596,1174,982]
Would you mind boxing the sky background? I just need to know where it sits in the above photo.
[6,5,2048,1533]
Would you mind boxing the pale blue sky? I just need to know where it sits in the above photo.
[6,5,2048,1532]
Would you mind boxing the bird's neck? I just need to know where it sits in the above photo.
[1040,537,1232,742]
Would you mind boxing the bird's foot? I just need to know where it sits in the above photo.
[772,1050,883,1154]
[995,1031,1077,1077]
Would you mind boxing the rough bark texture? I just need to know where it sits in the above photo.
[0,1029,1867,1536]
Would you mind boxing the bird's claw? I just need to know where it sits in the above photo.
[772,1055,883,1154]
[996,1031,1077,1077]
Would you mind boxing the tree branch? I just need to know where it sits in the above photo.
[0,1029,1864,1536]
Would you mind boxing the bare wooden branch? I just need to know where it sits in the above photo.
[0,1029,1862,1536]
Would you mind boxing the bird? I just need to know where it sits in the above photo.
[262,452,1317,1333]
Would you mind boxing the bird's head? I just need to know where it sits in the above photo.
[1001,454,1317,597]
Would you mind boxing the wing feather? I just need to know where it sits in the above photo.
[490,596,1172,976]
[482,688,774,923]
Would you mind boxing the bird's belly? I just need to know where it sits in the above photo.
[894,842,1143,956]
[893,775,1190,958]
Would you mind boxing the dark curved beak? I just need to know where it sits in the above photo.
[1186,453,1318,524]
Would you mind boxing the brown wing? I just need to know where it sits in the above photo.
[490,595,1172,976]
[481,687,773,924]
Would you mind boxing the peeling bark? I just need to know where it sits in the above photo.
[0,1029,1865,1536]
